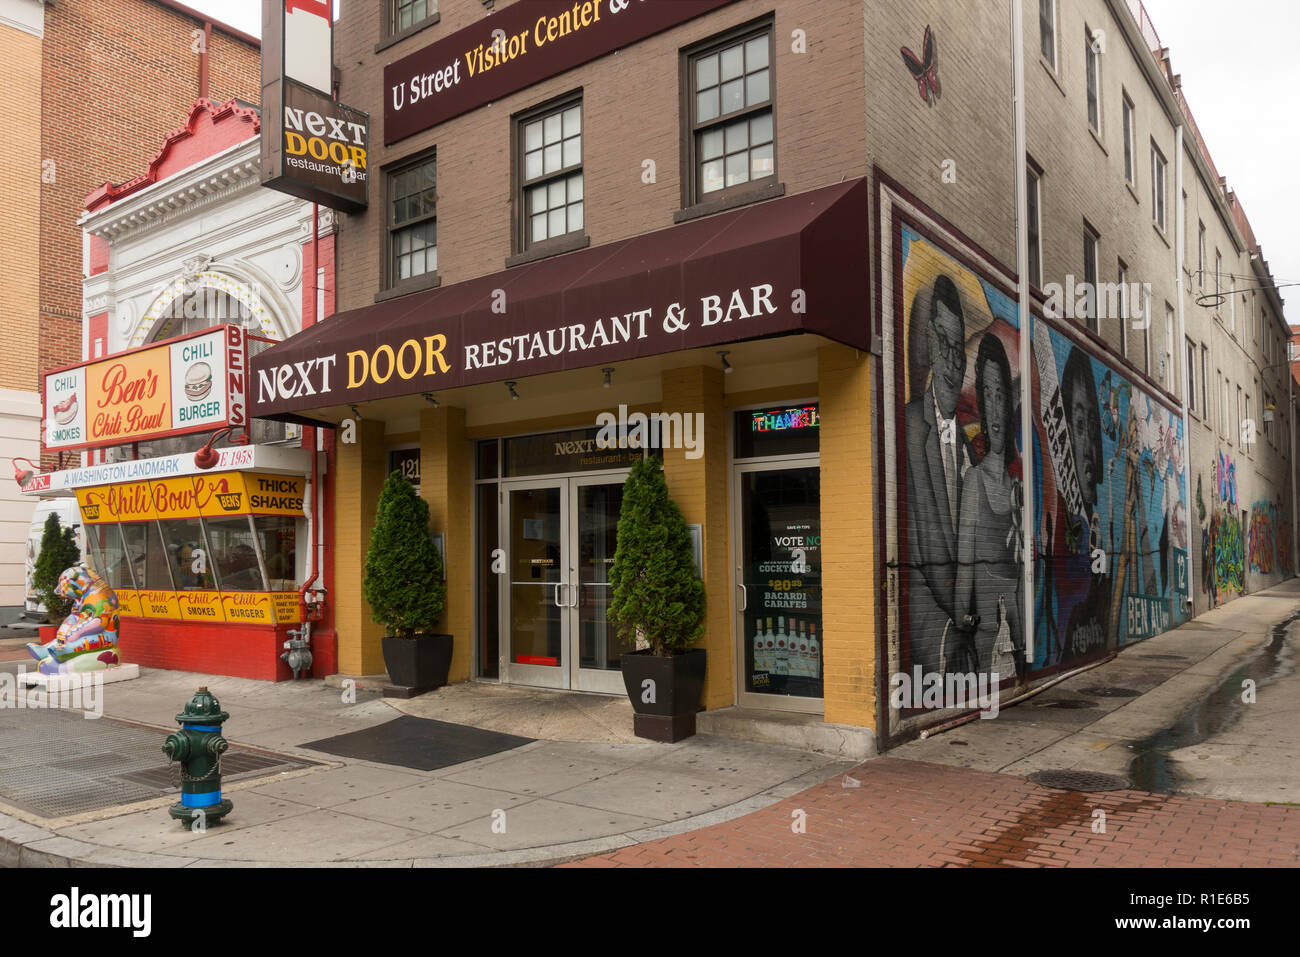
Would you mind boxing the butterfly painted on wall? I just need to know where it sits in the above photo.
[900,25,942,107]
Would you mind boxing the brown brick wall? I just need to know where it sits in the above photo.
[36,0,259,421]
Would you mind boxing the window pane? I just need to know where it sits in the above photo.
[567,172,583,202]
[529,184,547,214]
[563,106,581,137]
[745,35,769,71]
[721,78,744,115]
[158,518,216,590]
[745,69,769,106]
[569,201,583,231]
[701,127,724,161]
[696,53,718,90]
[725,152,748,187]
[548,179,566,209]
[725,118,748,154]
[750,142,774,179]
[531,213,547,243]
[425,244,438,273]
[525,120,543,151]
[721,44,743,81]
[526,149,543,180]
[1040,0,1055,63]
[543,143,561,174]
[543,113,562,144]
[696,88,719,123]
[750,112,773,145]
[548,208,565,237]
[563,135,581,169]
[702,158,724,194]
[204,518,265,591]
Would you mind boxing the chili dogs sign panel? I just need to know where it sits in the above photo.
[385,0,738,144]
[44,325,247,453]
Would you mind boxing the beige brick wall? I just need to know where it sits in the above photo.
[0,22,42,395]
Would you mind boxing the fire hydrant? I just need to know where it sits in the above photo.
[161,686,233,825]
[281,626,313,679]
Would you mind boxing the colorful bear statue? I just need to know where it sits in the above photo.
[26,564,121,675]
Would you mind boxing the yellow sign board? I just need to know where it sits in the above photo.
[177,590,227,622]
[76,472,306,524]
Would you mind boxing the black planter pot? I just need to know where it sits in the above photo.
[619,648,706,742]
[381,634,453,698]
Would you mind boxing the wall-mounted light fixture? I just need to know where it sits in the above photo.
[506,381,519,401]
[602,367,614,389]
[422,393,439,408]
[718,351,733,374]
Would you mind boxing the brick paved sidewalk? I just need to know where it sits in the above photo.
[563,758,1300,868]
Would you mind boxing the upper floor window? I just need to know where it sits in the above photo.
[1186,338,1197,413]
[1085,27,1102,134]
[387,153,437,286]
[1083,226,1100,333]
[1118,260,1129,357]
[1198,221,1206,287]
[1122,94,1135,184]
[1027,163,1042,288]
[1040,0,1057,69]
[517,96,584,252]
[391,0,436,34]
[686,25,775,205]
[1151,143,1167,231]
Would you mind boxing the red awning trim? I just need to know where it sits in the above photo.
[250,177,869,420]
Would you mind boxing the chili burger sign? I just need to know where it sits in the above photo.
[385,0,739,144]
[44,325,248,453]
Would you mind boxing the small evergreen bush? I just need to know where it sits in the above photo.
[608,457,706,656]
[33,513,81,624]
[363,470,446,639]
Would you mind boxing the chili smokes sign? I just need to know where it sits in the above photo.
[384,0,738,144]
[43,325,248,453]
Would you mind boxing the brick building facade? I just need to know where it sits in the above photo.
[248,0,1290,748]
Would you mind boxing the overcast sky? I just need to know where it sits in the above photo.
[189,0,1294,313]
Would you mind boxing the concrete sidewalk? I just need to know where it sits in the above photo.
[0,665,854,867]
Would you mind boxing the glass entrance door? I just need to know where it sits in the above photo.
[735,462,823,712]
[501,476,630,693]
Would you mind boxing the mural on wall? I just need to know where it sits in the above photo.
[1200,452,1255,606]
[882,189,1190,731]
[900,26,941,107]
[1248,500,1292,577]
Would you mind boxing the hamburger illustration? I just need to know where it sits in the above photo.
[52,392,78,425]
[184,362,213,401]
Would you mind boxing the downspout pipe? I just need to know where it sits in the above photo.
[1011,0,1035,672]
[1174,125,1195,613]
[298,204,322,620]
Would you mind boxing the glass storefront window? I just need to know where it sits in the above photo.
[504,427,642,478]
[735,404,820,458]
[84,524,132,591]
[204,517,267,591]
[254,516,297,590]
[157,518,217,590]
[120,522,173,591]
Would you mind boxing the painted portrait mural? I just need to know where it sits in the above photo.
[878,178,1190,734]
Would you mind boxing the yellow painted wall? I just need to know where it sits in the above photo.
[818,344,876,729]
[334,418,387,675]
[419,406,474,682]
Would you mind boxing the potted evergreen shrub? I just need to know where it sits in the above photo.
[33,513,81,641]
[363,470,452,697]
[608,457,707,742]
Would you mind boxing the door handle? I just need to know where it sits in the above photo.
[553,582,566,607]
[570,581,580,607]
[738,576,748,612]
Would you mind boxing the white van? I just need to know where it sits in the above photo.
[24,497,85,617]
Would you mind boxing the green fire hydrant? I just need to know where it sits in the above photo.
[161,686,233,825]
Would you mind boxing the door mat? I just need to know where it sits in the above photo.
[300,715,534,771]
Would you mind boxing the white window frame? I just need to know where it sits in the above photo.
[1122,94,1135,185]
[1085,26,1102,135]
[1040,0,1058,70]
[1151,142,1167,231]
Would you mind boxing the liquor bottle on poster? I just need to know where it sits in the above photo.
[752,617,766,674]
[774,616,788,676]
[761,617,774,672]
[786,617,801,677]
[809,623,820,680]
[794,619,809,677]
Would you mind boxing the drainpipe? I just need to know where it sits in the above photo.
[298,204,323,621]
[1011,0,1035,670]
[1174,125,1195,612]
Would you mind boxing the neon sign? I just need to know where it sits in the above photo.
[752,406,819,433]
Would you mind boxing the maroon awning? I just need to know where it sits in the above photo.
[251,177,869,421]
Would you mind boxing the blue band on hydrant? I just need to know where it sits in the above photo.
[182,791,222,807]
[182,723,221,731]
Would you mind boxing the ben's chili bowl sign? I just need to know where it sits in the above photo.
[253,280,795,415]
[44,326,247,452]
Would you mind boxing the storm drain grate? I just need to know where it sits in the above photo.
[0,707,317,818]
[1037,699,1098,710]
[1081,686,1142,698]
[1027,770,1131,792]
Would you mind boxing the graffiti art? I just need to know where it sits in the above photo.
[879,177,1190,735]
[900,25,941,107]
